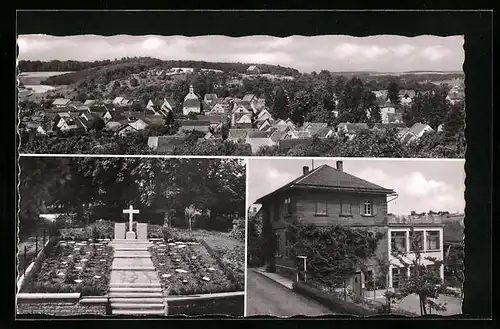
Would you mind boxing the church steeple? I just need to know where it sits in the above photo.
[189,85,194,94]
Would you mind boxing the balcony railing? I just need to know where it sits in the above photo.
[386,215,443,225]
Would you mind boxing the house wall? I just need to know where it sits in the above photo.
[265,189,390,270]
[183,106,201,116]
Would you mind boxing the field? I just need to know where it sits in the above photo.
[22,240,114,296]
[19,71,73,85]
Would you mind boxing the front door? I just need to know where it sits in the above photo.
[353,272,363,299]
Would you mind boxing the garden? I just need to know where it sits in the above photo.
[148,226,245,296]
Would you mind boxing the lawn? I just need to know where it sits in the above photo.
[22,240,114,296]
[149,240,243,296]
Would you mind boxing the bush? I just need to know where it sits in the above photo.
[266,258,276,273]
[229,217,245,242]
[162,225,172,242]
[89,220,114,240]
[60,227,91,241]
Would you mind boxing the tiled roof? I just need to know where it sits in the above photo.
[233,122,253,129]
[52,98,70,106]
[228,129,252,139]
[242,94,256,102]
[247,130,272,138]
[204,93,218,101]
[257,164,394,202]
[409,122,432,135]
[196,115,226,124]
[178,120,211,127]
[183,98,200,107]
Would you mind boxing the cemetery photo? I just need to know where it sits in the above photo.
[246,157,464,317]
[16,156,246,317]
[17,34,465,158]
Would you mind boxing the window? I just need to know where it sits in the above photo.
[391,231,407,253]
[275,234,282,257]
[426,231,440,251]
[284,238,290,259]
[392,267,408,289]
[341,200,352,215]
[284,197,291,216]
[409,231,424,251]
[364,270,374,290]
[315,200,327,215]
[363,200,373,216]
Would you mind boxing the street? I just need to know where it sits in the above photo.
[246,269,333,317]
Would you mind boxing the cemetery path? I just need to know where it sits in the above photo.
[108,239,166,316]
[246,269,332,317]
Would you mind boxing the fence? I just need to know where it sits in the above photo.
[17,229,56,281]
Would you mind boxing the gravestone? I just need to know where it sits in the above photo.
[114,223,126,240]
[136,223,148,240]
[123,205,140,240]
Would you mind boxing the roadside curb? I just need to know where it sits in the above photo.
[252,268,293,290]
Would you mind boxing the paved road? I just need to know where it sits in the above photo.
[246,269,333,317]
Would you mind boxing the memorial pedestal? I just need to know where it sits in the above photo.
[126,231,136,240]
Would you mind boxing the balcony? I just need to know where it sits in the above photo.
[386,214,443,225]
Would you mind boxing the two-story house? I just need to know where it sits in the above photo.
[257,162,444,292]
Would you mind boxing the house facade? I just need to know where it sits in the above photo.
[257,162,444,291]
[182,85,202,116]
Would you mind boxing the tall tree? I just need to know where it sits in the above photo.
[270,86,289,120]
[387,81,401,105]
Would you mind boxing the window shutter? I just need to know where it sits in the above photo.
[360,200,364,215]
[373,201,378,215]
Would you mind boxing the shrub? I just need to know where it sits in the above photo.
[89,219,114,240]
[60,227,91,241]
[229,217,245,242]
[266,258,276,273]
[162,225,172,242]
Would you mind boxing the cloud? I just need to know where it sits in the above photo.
[353,168,464,214]
[420,45,451,62]
[17,34,464,73]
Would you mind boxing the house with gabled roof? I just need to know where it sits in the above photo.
[397,123,434,144]
[258,161,444,291]
[257,119,273,132]
[52,98,71,108]
[207,101,229,115]
[203,93,219,105]
[161,97,176,113]
[257,109,274,122]
[245,130,276,153]
[178,119,211,133]
[182,85,202,116]
[247,65,261,74]
[337,122,370,139]
[83,99,96,107]
[232,104,253,126]
[196,115,226,130]
[227,129,256,143]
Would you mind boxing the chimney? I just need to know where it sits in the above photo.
[302,166,309,175]
[336,160,343,172]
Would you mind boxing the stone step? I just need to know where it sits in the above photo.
[114,248,149,251]
[111,266,156,271]
[114,254,151,258]
[113,239,152,243]
[112,309,165,316]
[110,283,161,288]
[110,287,162,293]
[109,297,164,304]
[111,303,164,309]
[109,292,164,298]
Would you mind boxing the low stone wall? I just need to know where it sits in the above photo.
[166,292,244,316]
[17,301,107,317]
[16,293,110,317]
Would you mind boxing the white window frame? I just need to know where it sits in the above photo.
[363,200,373,216]
[315,200,327,216]
[426,230,441,251]
[391,231,407,253]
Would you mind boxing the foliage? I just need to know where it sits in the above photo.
[285,221,382,288]
[247,213,263,266]
[185,205,202,233]
[228,217,245,242]
[387,81,400,105]
[162,224,173,242]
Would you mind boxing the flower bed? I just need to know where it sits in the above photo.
[22,240,114,296]
[149,241,242,296]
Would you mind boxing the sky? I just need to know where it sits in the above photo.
[247,158,465,215]
[17,34,464,73]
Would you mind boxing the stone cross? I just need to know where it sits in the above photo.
[123,205,140,239]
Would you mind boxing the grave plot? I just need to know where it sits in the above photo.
[149,241,242,296]
[22,240,114,296]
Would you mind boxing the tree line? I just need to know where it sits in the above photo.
[18,157,246,235]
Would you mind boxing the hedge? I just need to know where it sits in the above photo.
[292,282,376,316]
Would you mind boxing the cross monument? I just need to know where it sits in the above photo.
[123,205,140,239]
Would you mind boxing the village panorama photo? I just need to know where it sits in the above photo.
[17,34,465,157]
[16,157,246,318]
[246,158,464,317]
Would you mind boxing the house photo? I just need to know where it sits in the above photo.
[246,158,464,317]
